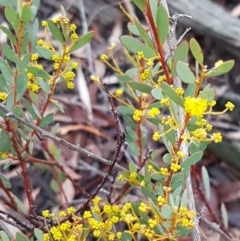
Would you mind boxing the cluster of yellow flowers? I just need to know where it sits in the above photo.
[0,152,8,159]
[0,92,8,102]
[38,17,80,90]
[42,195,196,241]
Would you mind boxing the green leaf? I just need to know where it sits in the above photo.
[126,126,138,140]
[29,92,39,104]
[47,20,64,43]
[3,43,16,63]
[22,98,37,119]
[135,21,154,48]
[0,26,16,44]
[161,204,172,219]
[181,151,203,168]
[32,103,42,119]
[157,5,169,44]
[128,24,140,36]
[20,32,29,54]
[122,114,135,128]
[120,36,157,58]
[22,5,32,24]
[172,173,184,183]
[128,81,153,94]
[141,186,156,200]
[206,60,235,77]
[13,105,25,117]
[36,46,53,60]
[5,5,20,29]
[184,83,195,98]
[0,173,11,188]
[51,179,60,192]
[190,38,204,64]
[27,66,51,80]
[176,61,196,84]
[202,166,210,200]
[163,153,172,165]
[172,41,189,76]
[0,231,10,241]
[198,88,215,102]
[151,88,163,100]
[12,194,27,214]
[38,79,51,93]
[161,82,184,107]
[180,189,188,207]
[16,233,30,241]
[121,231,133,241]
[147,118,160,126]
[116,74,133,83]
[129,142,139,156]
[6,92,14,110]
[0,64,14,84]
[16,72,28,101]
[159,124,172,154]
[126,68,138,78]
[129,162,137,173]
[163,123,175,145]
[221,203,228,229]
[34,228,44,241]
[149,0,158,24]
[151,173,165,181]
[40,113,54,128]
[131,0,145,11]
[69,31,94,53]
[20,54,30,72]
[117,106,134,115]
[172,185,183,198]
[0,130,11,152]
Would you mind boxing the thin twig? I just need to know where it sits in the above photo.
[0,103,125,172]
[201,217,235,241]
[5,119,35,215]
[75,83,124,213]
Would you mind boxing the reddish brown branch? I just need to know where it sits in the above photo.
[145,0,172,85]
[5,119,35,214]
[75,83,124,214]
[192,166,232,238]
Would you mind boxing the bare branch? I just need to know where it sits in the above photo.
[0,103,125,172]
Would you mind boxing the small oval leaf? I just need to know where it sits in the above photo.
[206,60,235,77]
[181,151,203,168]
[190,38,203,64]
[176,61,196,84]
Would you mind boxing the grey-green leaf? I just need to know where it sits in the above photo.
[189,38,204,64]
[157,5,169,44]
[181,151,203,168]
[202,166,210,200]
[0,231,10,241]
[161,82,184,107]
[120,35,157,58]
[16,233,30,241]
[0,173,11,188]
[47,20,64,43]
[176,61,196,84]
[206,60,235,77]
[69,31,94,53]
[161,204,172,219]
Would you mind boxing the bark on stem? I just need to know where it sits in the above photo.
[160,1,201,240]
